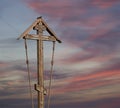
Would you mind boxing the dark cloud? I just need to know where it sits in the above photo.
[0,97,120,108]
[50,97,120,108]
[0,98,37,108]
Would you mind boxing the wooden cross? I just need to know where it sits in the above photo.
[18,17,61,108]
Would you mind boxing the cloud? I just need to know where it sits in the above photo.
[0,60,37,99]
[24,0,120,50]
[51,97,120,108]
[0,38,23,48]
[91,0,120,9]
[1,0,119,108]
[49,69,120,106]
[1,97,120,108]
[52,69,120,92]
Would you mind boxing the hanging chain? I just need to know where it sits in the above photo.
[24,39,35,108]
[47,41,56,108]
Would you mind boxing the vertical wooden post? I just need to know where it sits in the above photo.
[35,19,46,108]
[37,31,44,108]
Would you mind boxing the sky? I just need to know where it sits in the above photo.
[0,0,120,108]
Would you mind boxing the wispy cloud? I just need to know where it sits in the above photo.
[23,0,120,103]
[0,0,120,108]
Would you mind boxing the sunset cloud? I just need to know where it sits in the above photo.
[91,0,119,9]
[0,0,120,108]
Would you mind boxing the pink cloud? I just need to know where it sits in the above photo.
[0,62,9,67]
[24,0,85,20]
[88,22,117,41]
[58,51,96,64]
[58,15,106,29]
[67,21,120,49]
[22,1,120,100]
[72,70,120,82]
[83,15,106,27]
[24,0,120,46]
[52,70,120,95]
[27,1,73,16]
[92,0,119,9]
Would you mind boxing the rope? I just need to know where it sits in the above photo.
[47,41,56,108]
[24,39,35,108]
